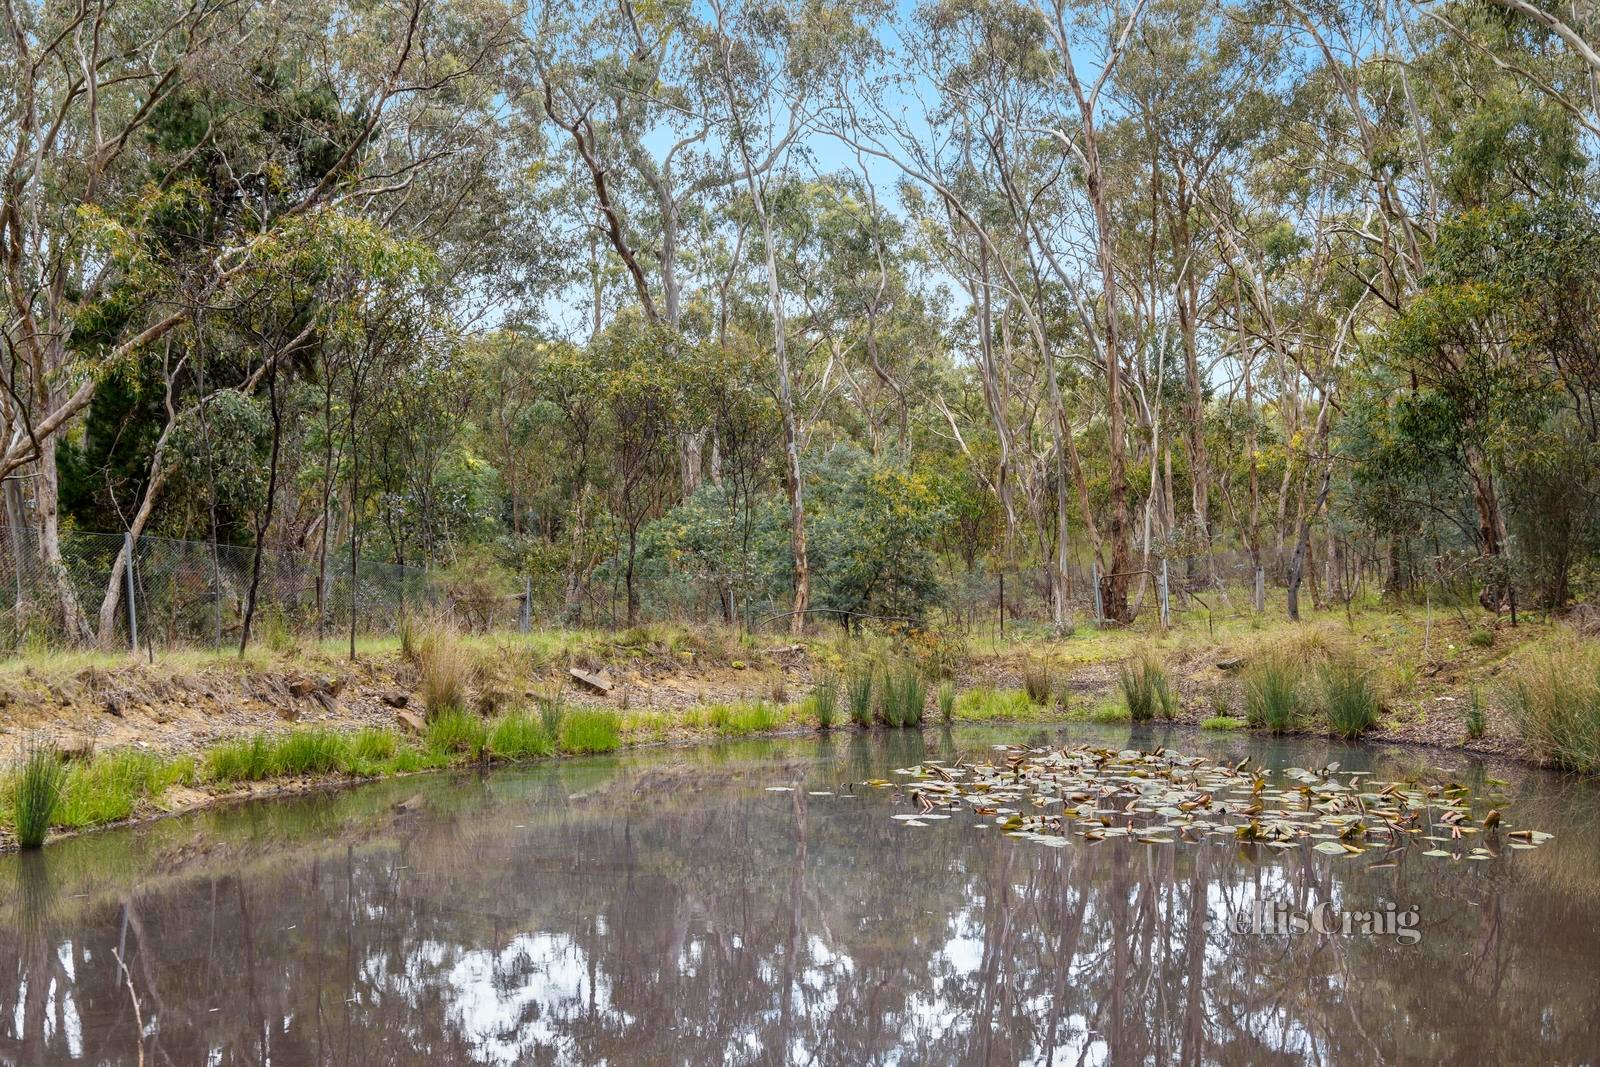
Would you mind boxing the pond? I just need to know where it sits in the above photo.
[2,724,1599,1065]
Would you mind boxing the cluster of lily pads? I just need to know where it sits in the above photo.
[868,744,1552,860]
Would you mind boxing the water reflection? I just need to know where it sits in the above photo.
[2,726,1599,1065]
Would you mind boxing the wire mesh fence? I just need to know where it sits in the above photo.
[0,522,1408,653]
[0,526,527,652]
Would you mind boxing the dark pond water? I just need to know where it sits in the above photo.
[3,724,1600,1066]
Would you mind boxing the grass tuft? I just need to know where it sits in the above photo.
[10,744,64,849]
[425,709,487,759]
[418,626,470,721]
[1465,686,1487,740]
[1118,651,1177,722]
[846,666,875,728]
[808,675,838,730]
[1201,715,1245,730]
[204,735,276,783]
[1509,641,1600,773]
[938,680,956,725]
[1318,660,1381,740]
[1022,660,1052,705]
[1244,655,1302,734]
[488,711,554,759]
[559,707,621,753]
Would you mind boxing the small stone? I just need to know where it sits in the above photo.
[396,709,426,736]
[102,695,124,717]
[381,691,410,709]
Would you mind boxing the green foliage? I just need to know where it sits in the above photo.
[1510,643,1600,773]
[425,710,488,759]
[952,687,1037,722]
[204,736,276,782]
[1468,628,1495,649]
[1022,661,1052,706]
[704,701,784,736]
[487,711,554,759]
[878,665,926,727]
[937,681,956,725]
[1119,653,1178,722]
[1244,657,1303,734]
[345,728,400,772]
[1201,715,1246,731]
[846,666,875,728]
[1466,687,1487,740]
[538,694,567,740]
[809,446,946,623]
[10,746,64,849]
[807,676,838,730]
[56,750,192,827]
[1318,661,1382,740]
[559,708,622,753]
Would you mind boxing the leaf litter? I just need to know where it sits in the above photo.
[845,744,1551,862]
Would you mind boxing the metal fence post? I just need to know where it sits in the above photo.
[1159,558,1170,629]
[1091,560,1104,624]
[1254,566,1265,613]
[520,574,531,634]
[124,531,139,652]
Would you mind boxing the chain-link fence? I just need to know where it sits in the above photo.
[0,526,527,651]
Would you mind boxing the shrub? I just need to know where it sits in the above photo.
[846,666,875,728]
[1465,687,1487,740]
[938,681,956,725]
[1468,628,1495,649]
[1509,642,1600,773]
[205,735,276,782]
[272,729,349,776]
[425,709,488,759]
[488,711,554,760]
[559,707,621,753]
[418,627,470,720]
[1318,660,1381,740]
[1022,661,1052,705]
[1119,653,1177,722]
[10,745,64,849]
[1244,656,1302,734]
[1201,715,1245,730]
[808,676,839,730]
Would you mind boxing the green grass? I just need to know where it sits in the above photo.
[426,709,488,759]
[1509,642,1600,773]
[1201,715,1246,730]
[1466,687,1487,740]
[937,681,956,725]
[1318,661,1382,740]
[487,711,554,759]
[9,745,65,849]
[1468,628,1495,649]
[1022,660,1052,705]
[204,735,277,782]
[537,694,566,739]
[1244,656,1303,734]
[345,727,400,772]
[704,701,785,736]
[807,676,838,730]
[55,750,193,827]
[846,666,875,728]
[271,728,350,776]
[880,665,926,727]
[953,687,1040,722]
[1118,652,1177,722]
[559,707,621,753]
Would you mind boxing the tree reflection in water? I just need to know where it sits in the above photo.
[2,726,1599,1065]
